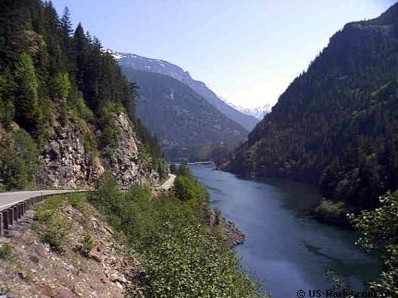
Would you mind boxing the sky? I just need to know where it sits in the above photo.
[52,0,397,109]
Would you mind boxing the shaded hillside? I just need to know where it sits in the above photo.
[225,3,398,212]
[115,52,259,131]
[121,67,247,161]
[0,0,166,190]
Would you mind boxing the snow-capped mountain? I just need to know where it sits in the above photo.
[232,104,271,120]
[109,50,259,131]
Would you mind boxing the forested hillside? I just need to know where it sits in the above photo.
[115,52,259,131]
[0,0,166,190]
[225,4,398,213]
[121,67,247,161]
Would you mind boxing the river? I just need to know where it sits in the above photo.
[190,164,380,298]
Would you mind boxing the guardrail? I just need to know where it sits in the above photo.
[0,195,46,237]
[0,190,86,237]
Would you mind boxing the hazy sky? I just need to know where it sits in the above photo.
[52,0,396,108]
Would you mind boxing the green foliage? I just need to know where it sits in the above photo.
[34,193,86,252]
[0,99,15,130]
[66,192,88,211]
[41,214,70,252]
[15,53,44,135]
[121,68,248,161]
[0,0,165,188]
[98,103,119,151]
[0,243,13,260]
[136,224,260,298]
[314,199,348,226]
[82,233,96,252]
[91,173,264,297]
[349,191,398,296]
[174,165,209,202]
[0,129,39,190]
[227,6,398,212]
[174,175,208,202]
[134,118,165,168]
[74,95,95,123]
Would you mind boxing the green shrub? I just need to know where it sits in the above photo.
[0,129,39,190]
[92,173,266,297]
[82,233,96,252]
[34,195,76,252]
[67,193,88,211]
[0,243,12,259]
[349,191,398,296]
[42,212,70,252]
[314,199,348,225]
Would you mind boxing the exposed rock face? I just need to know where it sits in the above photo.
[109,113,158,188]
[38,113,157,189]
[0,200,147,297]
[205,209,245,247]
[38,127,103,189]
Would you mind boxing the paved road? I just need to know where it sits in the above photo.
[156,174,176,191]
[0,176,176,211]
[0,190,78,211]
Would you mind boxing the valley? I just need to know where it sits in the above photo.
[0,0,397,297]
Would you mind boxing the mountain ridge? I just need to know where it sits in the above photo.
[111,51,259,131]
[225,3,398,213]
[120,67,248,161]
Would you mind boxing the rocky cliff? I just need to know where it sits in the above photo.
[37,113,158,190]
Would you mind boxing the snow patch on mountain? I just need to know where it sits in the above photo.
[224,101,270,120]
[109,50,259,131]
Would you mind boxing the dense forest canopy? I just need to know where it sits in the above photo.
[0,0,165,189]
[225,3,398,212]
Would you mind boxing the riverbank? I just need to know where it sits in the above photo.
[205,208,245,247]
[190,164,380,298]
[90,167,266,297]
[0,175,265,297]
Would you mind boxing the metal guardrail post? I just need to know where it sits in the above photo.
[8,208,13,226]
[13,206,18,221]
[26,198,32,210]
[17,203,22,219]
[2,210,8,231]
[0,212,3,237]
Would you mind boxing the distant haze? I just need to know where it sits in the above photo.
[52,0,397,108]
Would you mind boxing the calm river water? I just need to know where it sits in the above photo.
[190,164,380,298]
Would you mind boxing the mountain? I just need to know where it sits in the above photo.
[230,104,271,120]
[120,67,248,161]
[113,51,259,131]
[225,3,398,213]
[0,0,167,190]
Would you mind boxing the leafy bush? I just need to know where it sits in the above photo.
[42,214,70,252]
[136,224,259,298]
[82,233,96,252]
[0,129,39,190]
[349,191,398,296]
[34,194,78,252]
[174,166,209,202]
[313,199,348,226]
[91,171,266,297]
[0,243,12,259]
